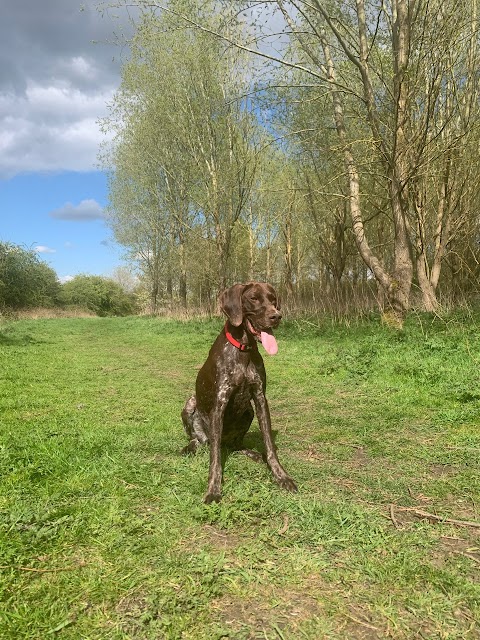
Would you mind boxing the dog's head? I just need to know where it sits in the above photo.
[219,282,282,354]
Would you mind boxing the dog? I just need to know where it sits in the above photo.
[181,282,297,503]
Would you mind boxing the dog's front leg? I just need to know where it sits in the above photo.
[204,388,232,504]
[252,388,298,493]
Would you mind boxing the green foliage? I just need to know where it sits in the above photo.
[99,0,480,316]
[101,1,270,309]
[0,241,59,309]
[0,315,479,638]
[58,274,136,316]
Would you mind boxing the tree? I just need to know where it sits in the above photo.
[0,242,59,309]
[409,0,480,309]
[101,1,261,310]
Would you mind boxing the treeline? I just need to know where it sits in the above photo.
[102,0,480,324]
[0,242,135,316]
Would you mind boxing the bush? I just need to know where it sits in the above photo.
[0,242,60,309]
[59,275,136,316]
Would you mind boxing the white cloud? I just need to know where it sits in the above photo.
[0,1,135,178]
[49,198,105,221]
[0,81,114,178]
[69,56,96,79]
[59,275,75,283]
[35,245,56,253]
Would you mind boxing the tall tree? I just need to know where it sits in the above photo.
[101,1,260,308]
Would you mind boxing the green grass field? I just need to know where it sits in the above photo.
[1,314,479,639]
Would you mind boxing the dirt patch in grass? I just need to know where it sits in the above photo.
[332,477,359,492]
[113,591,155,637]
[347,445,370,468]
[175,524,245,555]
[292,444,336,464]
[432,535,480,569]
[116,591,149,617]
[212,583,325,637]
[202,524,243,551]
[428,462,456,478]
[340,606,386,640]
[212,575,394,639]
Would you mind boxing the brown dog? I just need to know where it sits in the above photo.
[181,282,297,503]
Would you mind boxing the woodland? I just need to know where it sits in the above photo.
[100,0,480,324]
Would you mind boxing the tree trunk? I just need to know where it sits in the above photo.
[283,204,295,301]
[332,204,347,292]
[248,203,255,281]
[320,32,413,326]
[150,278,159,314]
[385,0,414,323]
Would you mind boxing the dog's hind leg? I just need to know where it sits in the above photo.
[181,395,209,455]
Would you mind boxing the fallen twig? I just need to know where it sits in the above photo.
[204,524,227,538]
[395,507,480,529]
[389,504,400,530]
[117,478,141,489]
[344,613,380,632]
[278,515,290,535]
[407,487,432,502]
[454,551,480,565]
[336,442,364,450]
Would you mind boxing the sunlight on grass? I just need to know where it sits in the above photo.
[0,315,479,638]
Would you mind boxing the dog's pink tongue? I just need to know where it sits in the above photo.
[261,331,278,355]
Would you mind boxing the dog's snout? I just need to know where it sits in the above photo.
[270,310,282,322]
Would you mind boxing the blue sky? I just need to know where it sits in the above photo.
[0,171,123,282]
[0,0,132,282]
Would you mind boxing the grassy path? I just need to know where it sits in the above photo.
[1,315,479,638]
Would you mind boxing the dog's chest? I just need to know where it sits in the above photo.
[216,358,262,397]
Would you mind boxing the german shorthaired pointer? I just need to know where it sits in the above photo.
[181,282,297,503]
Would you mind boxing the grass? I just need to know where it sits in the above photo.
[0,313,479,639]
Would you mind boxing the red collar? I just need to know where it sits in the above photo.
[224,323,252,351]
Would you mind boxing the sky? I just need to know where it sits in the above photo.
[0,0,133,282]
[0,1,288,284]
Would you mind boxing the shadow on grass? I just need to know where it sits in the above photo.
[0,331,43,346]
[242,428,275,455]
[179,428,281,477]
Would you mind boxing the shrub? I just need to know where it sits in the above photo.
[0,242,60,309]
[59,275,136,316]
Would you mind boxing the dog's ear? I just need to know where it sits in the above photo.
[219,284,245,326]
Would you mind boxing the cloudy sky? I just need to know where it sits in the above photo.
[0,0,132,281]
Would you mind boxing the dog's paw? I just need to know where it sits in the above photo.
[277,476,298,493]
[204,492,222,504]
[181,439,202,456]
